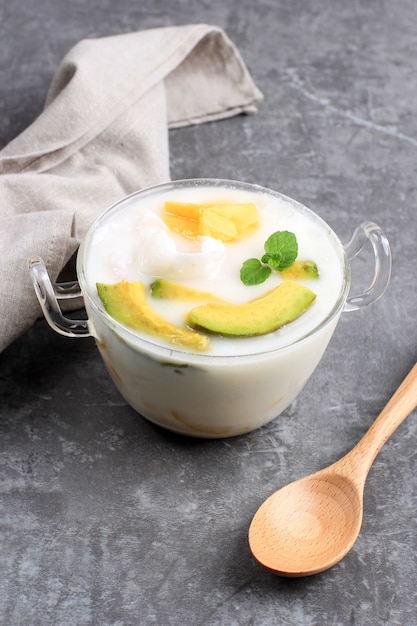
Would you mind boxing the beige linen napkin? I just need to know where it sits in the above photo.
[0,24,262,352]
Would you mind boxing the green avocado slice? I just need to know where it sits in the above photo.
[96,280,209,351]
[281,260,319,280]
[186,280,316,336]
[151,278,224,302]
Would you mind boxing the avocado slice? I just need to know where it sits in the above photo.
[281,260,319,280]
[96,280,209,351]
[151,278,224,303]
[186,281,316,336]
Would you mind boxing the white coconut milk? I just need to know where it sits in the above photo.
[85,184,344,356]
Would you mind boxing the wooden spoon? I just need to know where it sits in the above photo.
[248,362,417,577]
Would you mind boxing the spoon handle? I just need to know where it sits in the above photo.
[341,362,417,483]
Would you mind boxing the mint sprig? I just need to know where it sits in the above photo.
[240,231,298,286]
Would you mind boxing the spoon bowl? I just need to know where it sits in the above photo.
[249,471,363,576]
[249,362,417,576]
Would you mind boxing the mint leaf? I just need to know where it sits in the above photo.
[264,231,298,271]
[240,258,272,286]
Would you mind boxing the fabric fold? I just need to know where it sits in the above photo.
[0,24,263,352]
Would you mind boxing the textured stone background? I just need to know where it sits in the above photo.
[1,1,417,624]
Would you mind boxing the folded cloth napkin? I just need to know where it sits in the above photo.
[0,24,262,352]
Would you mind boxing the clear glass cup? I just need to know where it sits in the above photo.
[29,179,392,437]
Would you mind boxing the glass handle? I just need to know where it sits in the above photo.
[343,221,392,312]
[53,280,82,299]
[28,256,91,337]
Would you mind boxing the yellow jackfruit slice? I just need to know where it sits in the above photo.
[162,201,258,242]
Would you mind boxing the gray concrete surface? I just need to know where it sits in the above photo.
[1,1,417,624]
